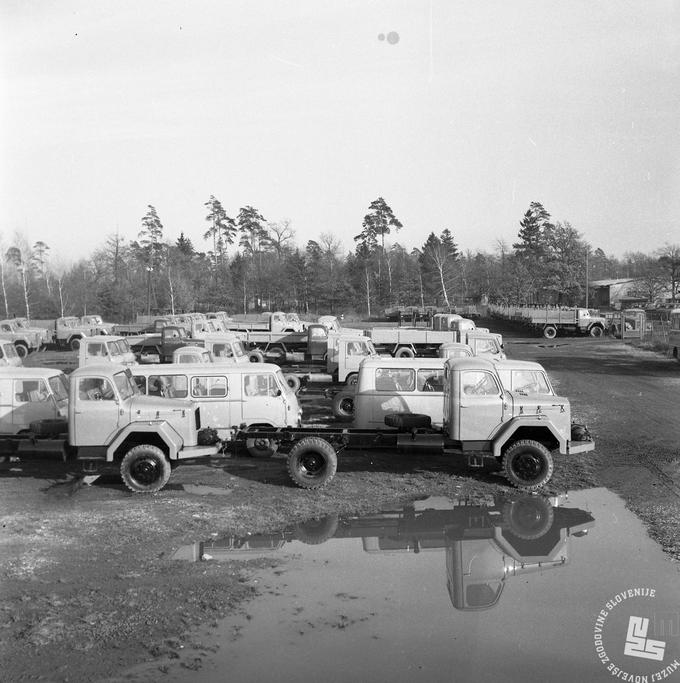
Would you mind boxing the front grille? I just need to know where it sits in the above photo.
[195,407,201,430]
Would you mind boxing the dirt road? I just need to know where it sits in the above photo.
[1,325,679,681]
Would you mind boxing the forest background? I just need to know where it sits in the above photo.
[2,196,679,322]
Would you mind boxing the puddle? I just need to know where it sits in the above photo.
[181,484,233,496]
[141,489,680,682]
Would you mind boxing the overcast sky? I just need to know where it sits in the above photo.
[1,0,679,264]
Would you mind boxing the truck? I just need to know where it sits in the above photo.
[176,493,594,611]
[11,318,52,346]
[228,311,304,333]
[231,355,595,492]
[129,326,203,363]
[54,315,111,349]
[0,320,45,357]
[171,334,252,365]
[489,305,607,339]
[0,364,219,493]
[365,323,504,359]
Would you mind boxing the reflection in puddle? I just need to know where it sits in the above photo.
[151,489,680,682]
[174,493,593,611]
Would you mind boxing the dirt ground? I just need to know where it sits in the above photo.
[2,320,680,681]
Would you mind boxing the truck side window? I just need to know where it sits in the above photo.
[244,373,276,397]
[462,371,499,396]
[78,378,114,400]
[14,380,48,402]
[375,368,415,392]
[191,376,227,398]
[418,369,444,392]
[88,343,107,357]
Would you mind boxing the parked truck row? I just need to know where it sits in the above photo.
[0,352,595,495]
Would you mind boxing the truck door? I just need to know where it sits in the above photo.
[306,325,328,360]
[188,373,233,433]
[241,371,285,426]
[72,376,121,445]
[457,369,505,441]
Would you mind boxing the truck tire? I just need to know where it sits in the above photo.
[345,372,358,387]
[245,437,279,457]
[14,342,29,358]
[542,325,557,340]
[283,374,301,393]
[332,391,354,421]
[395,346,415,358]
[70,336,82,350]
[502,497,554,539]
[248,350,265,363]
[287,437,337,489]
[589,325,604,338]
[120,444,171,493]
[295,514,339,545]
[502,440,554,491]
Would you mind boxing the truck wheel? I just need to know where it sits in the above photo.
[589,325,604,338]
[70,337,82,350]
[332,391,354,421]
[287,437,337,489]
[245,437,278,457]
[283,374,301,393]
[14,342,29,358]
[502,497,554,539]
[345,372,358,387]
[395,346,415,358]
[502,440,553,491]
[120,445,171,493]
[295,514,339,545]
[248,350,265,363]
[542,326,557,340]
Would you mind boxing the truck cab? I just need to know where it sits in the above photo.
[0,367,69,433]
[130,326,202,363]
[78,336,137,367]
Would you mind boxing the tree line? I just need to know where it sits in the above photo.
[2,198,679,322]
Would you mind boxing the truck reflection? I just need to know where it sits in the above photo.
[173,493,594,610]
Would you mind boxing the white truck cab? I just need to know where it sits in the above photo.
[351,357,555,429]
[78,336,137,367]
[0,367,69,433]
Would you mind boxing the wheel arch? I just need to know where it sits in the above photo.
[107,423,182,462]
[492,421,564,458]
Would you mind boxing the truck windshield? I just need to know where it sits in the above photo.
[233,341,246,358]
[48,374,69,401]
[114,371,137,399]
[111,340,131,355]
